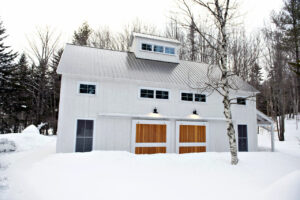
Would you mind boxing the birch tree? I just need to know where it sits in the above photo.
[178,0,241,164]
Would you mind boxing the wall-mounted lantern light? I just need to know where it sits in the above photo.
[193,109,198,115]
[153,107,158,114]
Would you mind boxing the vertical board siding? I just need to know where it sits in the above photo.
[179,146,206,154]
[136,124,166,143]
[135,147,166,154]
[179,125,206,143]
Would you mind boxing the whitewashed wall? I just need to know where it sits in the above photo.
[57,74,258,153]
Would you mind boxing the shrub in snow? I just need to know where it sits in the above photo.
[0,138,16,153]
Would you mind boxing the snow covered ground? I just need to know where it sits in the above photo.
[0,119,299,200]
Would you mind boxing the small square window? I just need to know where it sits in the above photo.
[195,94,206,102]
[154,45,164,53]
[79,84,96,94]
[141,43,152,51]
[181,93,193,101]
[140,89,154,98]
[237,97,246,105]
[156,90,169,99]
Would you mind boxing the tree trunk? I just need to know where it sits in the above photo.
[222,86,238,165]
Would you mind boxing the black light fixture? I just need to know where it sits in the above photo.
[193,109,198,115]
[153,107,158,114]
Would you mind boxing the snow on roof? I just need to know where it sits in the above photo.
[57,44,258,93]
[132,32,181,44]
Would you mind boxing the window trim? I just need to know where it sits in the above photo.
[141,43,153,51]
[237,124,248,152]
[236,97,247,105]
[140,88,155,99]
[77,81,97,96]
[139,42,176,56]
[181,92,194,102]
[74,118,96,152]
[194,93,206,102]
[153,45,164,53]
[180,91,207,103]
[138,87,170,100]
[164,46,175,55]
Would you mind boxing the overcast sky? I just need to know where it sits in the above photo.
[0,0,283,53]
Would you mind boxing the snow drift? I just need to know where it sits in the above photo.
[0,125,55,152]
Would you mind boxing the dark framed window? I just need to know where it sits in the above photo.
[79,84,96,94]
[165,47,175,55]
[181,93,193,101]
[237,97,246,105]
[156,90,169,99]
[238,125,248,152]
[76,120,94,152]
[141,43,152,51]
[140,89,154,98]
[154,45,164,53]
[195,94,206,102]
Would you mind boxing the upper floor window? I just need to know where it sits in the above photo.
[237,97,246,105]
[141,43,152,51]
[140,89,154,98]
[165,47,175,55]
[156,90,169,99]
[79,84,96,94]
[154,45,164,53]
[195,94,206,102]
[181,93,193,101]
[140,88,169,100]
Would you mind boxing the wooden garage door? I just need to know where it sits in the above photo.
[135,124,167,154]
[178,124,207,154]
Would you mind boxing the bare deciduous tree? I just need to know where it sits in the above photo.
[178,0,251,165]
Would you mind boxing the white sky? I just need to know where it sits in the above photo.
[0,0,283,53]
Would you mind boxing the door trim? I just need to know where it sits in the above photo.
[74,117,96,152]
[176,121,209,153]
[131,120,170,153]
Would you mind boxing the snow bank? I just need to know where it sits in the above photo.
[5,151,300,200]
[263,170,300,200]
[0,125,55,152]
[1,119,299,200]
[21,125,40,135]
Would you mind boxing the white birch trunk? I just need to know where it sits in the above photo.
[218,8,239,164]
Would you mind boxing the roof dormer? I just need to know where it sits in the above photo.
[129,32,180,63]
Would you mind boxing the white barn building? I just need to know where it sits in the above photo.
[56,32,272,154]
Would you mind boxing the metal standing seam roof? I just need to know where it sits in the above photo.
[132,32,181,44]
[57,44,258,93]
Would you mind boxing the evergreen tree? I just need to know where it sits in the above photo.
[0,20,18,133]
[72,22,92,46]
[48,48,63,134]
[288,60,300,76]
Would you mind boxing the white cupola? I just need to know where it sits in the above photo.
[129,32,180,63]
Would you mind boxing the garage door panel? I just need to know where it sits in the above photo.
[179,125,206,143]
[136,124,166,143]
[135,147,166,154]
[179,146,206,154]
